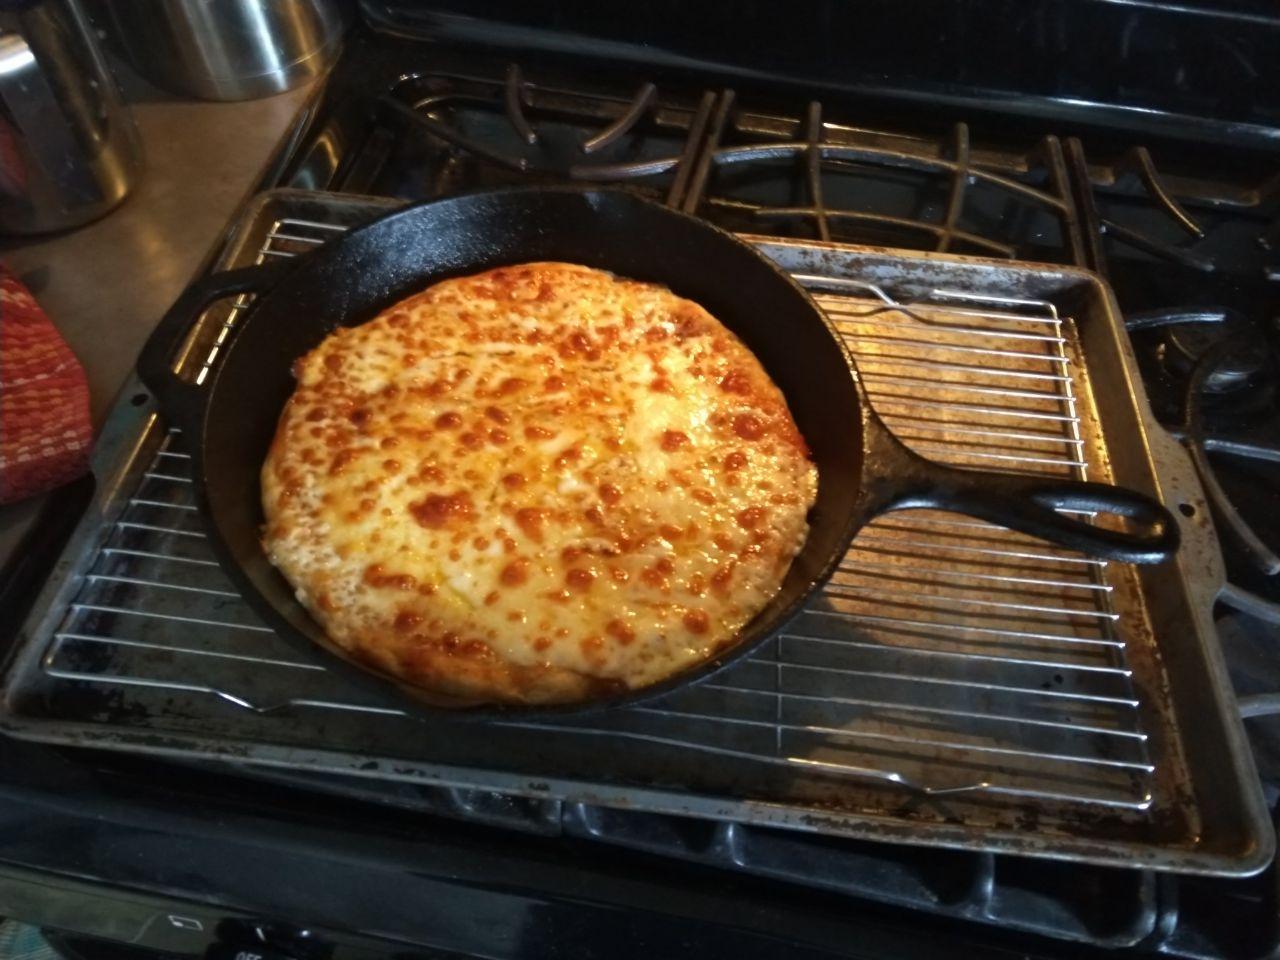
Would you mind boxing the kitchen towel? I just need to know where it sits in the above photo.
[0,265,92,504]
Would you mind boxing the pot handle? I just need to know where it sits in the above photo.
[137,262,292,430]
[862,418,1180,565]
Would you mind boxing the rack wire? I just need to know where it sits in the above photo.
[39,215,1154,813]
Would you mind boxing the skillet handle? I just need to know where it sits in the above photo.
[862,418,1180,564]
[137,262,291,431]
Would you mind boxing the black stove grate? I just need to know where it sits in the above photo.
[338,62,1100,267]
[1062,139,1280,663]
[683,92,1087,265]
[367,68,719,209]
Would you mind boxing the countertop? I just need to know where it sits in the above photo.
[0,68,316,570]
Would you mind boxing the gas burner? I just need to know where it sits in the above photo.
[1166,317,1270,395]
[1127,306,1272,396]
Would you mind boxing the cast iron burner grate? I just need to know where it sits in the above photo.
[373,68,717,209]
[684,95,1086,265]
[326,63,1092,265]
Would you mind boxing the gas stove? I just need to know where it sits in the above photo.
[2,6,1280,960]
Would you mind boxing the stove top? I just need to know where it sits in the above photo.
[283,32,1280,752]
[3,13,1280,960]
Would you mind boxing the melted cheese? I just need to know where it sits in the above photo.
[262,262,817,705]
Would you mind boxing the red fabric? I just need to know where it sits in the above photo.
[0,265,92,504]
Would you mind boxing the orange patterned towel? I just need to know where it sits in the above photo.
[0,265,92,504]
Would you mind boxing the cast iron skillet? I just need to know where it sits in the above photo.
[138,187,1179,717]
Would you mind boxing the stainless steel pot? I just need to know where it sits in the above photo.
[103,0,347,102]
[0,0,142,235]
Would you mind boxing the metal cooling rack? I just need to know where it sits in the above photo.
[35,207,1155,814]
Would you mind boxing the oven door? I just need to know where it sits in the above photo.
[0,739,1062,960]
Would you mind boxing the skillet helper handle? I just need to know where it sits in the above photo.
[137,262,290,430]
[884,461,1180,564]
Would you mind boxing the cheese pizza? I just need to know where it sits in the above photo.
[261,262,817,705]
